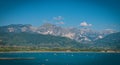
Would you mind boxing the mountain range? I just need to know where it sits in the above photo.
[0,23,117,42]
[0,23,120,50]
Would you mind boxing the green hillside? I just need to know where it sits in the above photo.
[0,32,86,51]
[94,32,120,50]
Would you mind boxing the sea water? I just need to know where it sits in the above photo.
[0,52,120,65]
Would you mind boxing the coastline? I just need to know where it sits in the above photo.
[0,51,120,53]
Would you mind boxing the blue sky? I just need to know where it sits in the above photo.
[0,0,120,31]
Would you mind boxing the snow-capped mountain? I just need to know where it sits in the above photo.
[0,23,117,43]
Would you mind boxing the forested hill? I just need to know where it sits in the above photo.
[0,32,82,48]
[0,31,120,51]
[94,32,120,50]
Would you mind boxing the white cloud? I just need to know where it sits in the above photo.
[80,21,92,27]
[56,21,64,25]
[53,16,64,25]
[88,24,92,26]
[53,16,63,21]
[80,22,88,26]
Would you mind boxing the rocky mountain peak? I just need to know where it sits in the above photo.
[0,23,118,43]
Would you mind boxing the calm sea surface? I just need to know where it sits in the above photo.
[0,52,120,65]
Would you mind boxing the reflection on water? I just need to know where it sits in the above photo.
[0,57,35,60]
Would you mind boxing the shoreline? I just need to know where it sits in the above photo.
[0,51,120,53]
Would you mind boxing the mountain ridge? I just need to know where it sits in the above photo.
[0,24,120,51]
[0,23,117,43]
